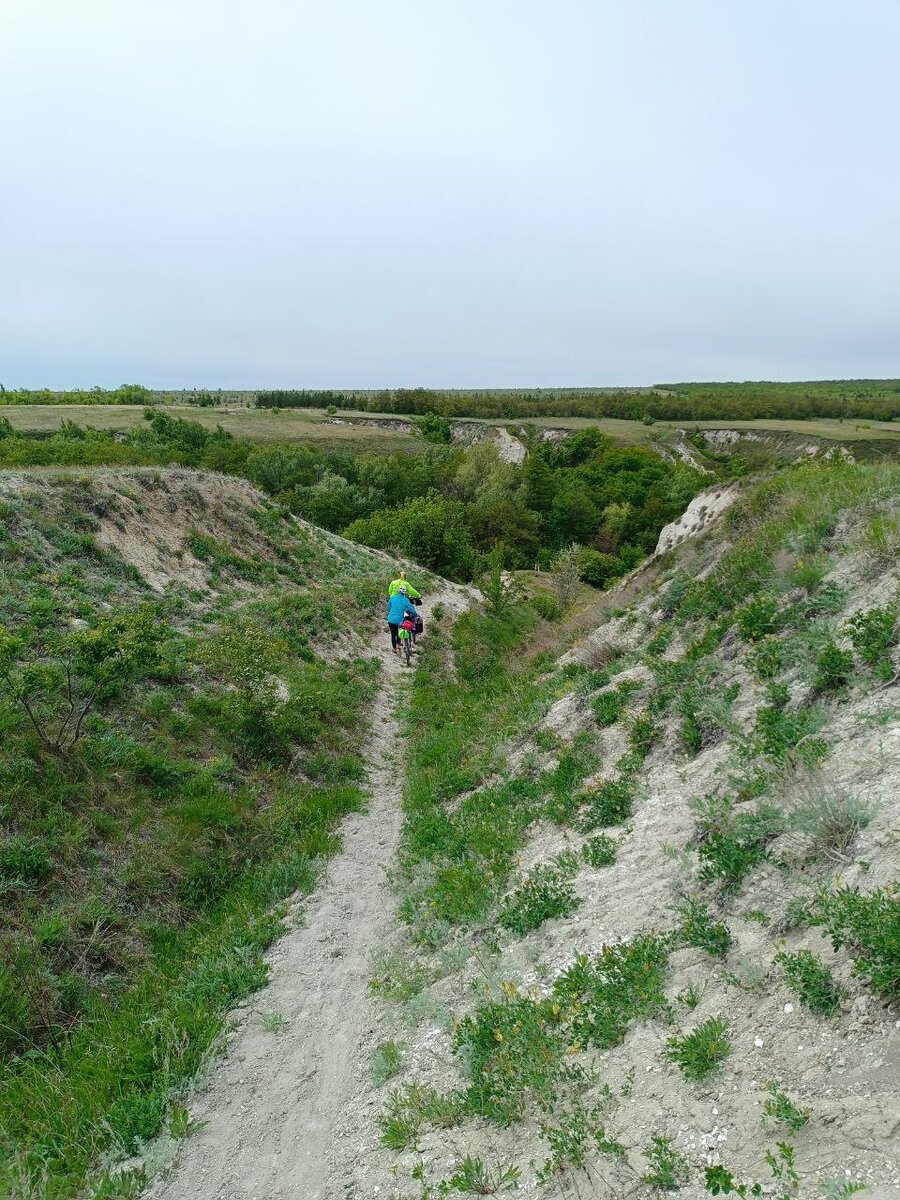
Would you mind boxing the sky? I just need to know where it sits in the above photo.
[1,0,899,389]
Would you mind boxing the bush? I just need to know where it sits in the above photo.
[677,896,732,958]
[775,949,845,1016]
[736,595,780,642]
[847,604,897,675]
[576,548,624,589]
[581,834,617,868]
[498,864,579,936]
[812,885,900,1000]
[696,802,784,890]
[529,590,563,622]
[813,641,854,692]
[666,1017,731,1081]
[578,779,635,830]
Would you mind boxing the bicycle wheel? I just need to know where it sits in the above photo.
[402,633,412,667]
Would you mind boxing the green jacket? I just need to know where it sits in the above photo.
[388,577,421,599]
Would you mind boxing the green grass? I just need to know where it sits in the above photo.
[498,864,579,936]
[0,476,392,1197]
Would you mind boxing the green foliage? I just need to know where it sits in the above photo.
[370,1040,405,1086]
[537,1104,625,1182]
[762,1082,809,1133]
[480,551,524,619]
[498,864,579,936]
[677,896,732,958]
[695,799,784,890]
[847,603,897,676]
[453,993,570,1123]
[445,1156,520,1195]
[578,778,635,830]
[667,1016,731,1081]
[581,834,617,868]
[812,885,900,999]
[813,641,854,692]
[592,680,637,727]
[748,684,826,764]
[552,935,671,1050]
[736,595,780,642]
[642,1135,692,1190]
[775,949,844,1015]
[0,836,51,883]
[529,590,563,622]
[704,1141,800,1199]
[416,412,452,444]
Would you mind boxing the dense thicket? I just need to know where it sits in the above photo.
[0,384,154,405]
[0,413,703,584]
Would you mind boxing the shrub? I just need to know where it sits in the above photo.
[813,641,854,692]
[785,774,874,861]
[578,779,635,830]
[453,994,569,1123]
[736,595,780,642]
[775,949,845,1016]
[749,684,826,763]
[552,935,671,1050]
[812,885,900,1000]
[667,1017,731,1081]
[747,635,786,681]
[537,1104,625,1182]
[530,590,563,622]
[762,1081,809,1132]
[677,896,732,958]
[498,864,579,936]
[581,834,617,868]
[696,801,784,890]
[847,604,897,676]
[642,1135,691,1190]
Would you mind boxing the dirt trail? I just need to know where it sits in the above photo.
[148,589,467,1200]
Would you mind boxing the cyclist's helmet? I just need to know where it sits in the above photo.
[398,584,408,595]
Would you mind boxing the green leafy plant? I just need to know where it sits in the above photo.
[847,604,897,678]
[370,1040,405,1086]
[581,834,618,868]
[704,1141,800,1198]
[677,896,732,958]
[695,799,784,890]
[812,885,900,1000]
[498,863,579,936]
[813,641,854,692]
[667,1017,731,1081]
[736,595,780,642]
[578,778,635,830]
[446,1156,520,1195]
[762,1081,809,1133]
[642,1134,691,1190]
[775,949,845,1016]
[537,1104,625,1182]
[592,680,638,727]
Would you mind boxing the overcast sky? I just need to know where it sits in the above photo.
[2,1,898,389]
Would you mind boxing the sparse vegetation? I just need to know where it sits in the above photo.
[642,1134,692,1190]
[775,949,845,1016]
[762,1081,810,1133]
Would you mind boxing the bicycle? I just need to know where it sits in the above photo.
[397,619,414,667]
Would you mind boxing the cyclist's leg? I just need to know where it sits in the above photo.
[389,622,400,652]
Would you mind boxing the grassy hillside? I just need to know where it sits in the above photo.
[0,469,427,1197]
[344,459,900,1199]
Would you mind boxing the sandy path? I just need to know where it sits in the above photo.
[148,594,465,1200]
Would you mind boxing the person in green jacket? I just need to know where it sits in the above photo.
[388,569,421,600]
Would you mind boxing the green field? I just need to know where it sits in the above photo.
[8,403,900,449]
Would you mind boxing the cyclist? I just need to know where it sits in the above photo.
[386,584,420,655]
[388,569,421,601]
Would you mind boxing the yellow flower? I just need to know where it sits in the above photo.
[494,1029,504,1042]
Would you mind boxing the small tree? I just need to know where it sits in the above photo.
[0,605,164,754]
[551,544,581,611]
[480,546,524,618]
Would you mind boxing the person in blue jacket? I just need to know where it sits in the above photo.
[386,584,419,655]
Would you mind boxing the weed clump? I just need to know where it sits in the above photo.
[813,885,900,1000]
[762,1081,809,1132]
[370,1040,405,1086]
[498,864,579,936]
[775,949,845,1015]
[813,641,854,692]
[592,680,638,728]
[578,779,635,830]
[677,896,732,958]
[666,1016,731,1081]
[847,603,897,678]
[552,935,671,1050]
[537,1104,625,1182]
[642,1134,691,1190]
[694,798,784,891]
[581,834,618,868]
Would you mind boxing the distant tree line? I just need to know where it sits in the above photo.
[255,381,900,422]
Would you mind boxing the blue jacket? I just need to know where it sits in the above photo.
[387,593,418,625]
